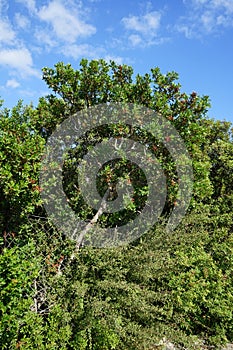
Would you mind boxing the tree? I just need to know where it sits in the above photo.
[38,59,213,217]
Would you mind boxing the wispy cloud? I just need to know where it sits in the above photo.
[0,18,16,44]
[34,28,58,49]
[0,48,40,78]
[192,0,233,13]
[177,0,233,38]
[122,11,161,34]
[104,55,124,64]
[122,10,162,47]
[128,34,143,46]
[6,79,20,88]
[37,0,96,44]
[15,13,31,29]
[15,0,37,14]
[59,43,103,59]
[0,0,99,83]
[0,2,39,81]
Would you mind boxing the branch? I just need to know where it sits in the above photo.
[69,188,110,262]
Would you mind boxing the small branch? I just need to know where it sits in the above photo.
[69,188,110,261]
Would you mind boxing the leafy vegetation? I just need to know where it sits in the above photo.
[0,59,232,349]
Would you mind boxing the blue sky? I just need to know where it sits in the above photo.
[0,0,233,123]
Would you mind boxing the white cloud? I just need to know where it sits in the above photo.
[122,11,161,35]
[0,48,40,78]
[201,11,215,31]
[128,34,143,46]
[0,18,16,44]
[0,0,9,13]
[34,28,58,48]
[179,0,233,38]
[15,13,30,29]
[6,79,20,88]
[195,0,233,14]
[175,24,192,38]
[209,0,233,12]
[104,55,124,65]
[189,0,208,5]
[60,43,93,58]
[15,0,37,14]
[38,0,96,43]
[60,43,104,59]
[122,10,162,47]
[59,43,123,63]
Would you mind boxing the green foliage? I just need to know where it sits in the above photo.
[0,242,40,349]
[0,58,232,349]
[0,101,45,239]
